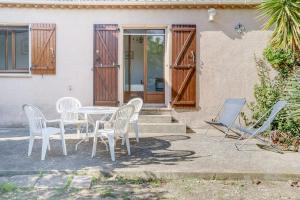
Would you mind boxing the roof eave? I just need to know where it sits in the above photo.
[0,1,260,9]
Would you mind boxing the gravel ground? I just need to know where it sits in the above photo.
[1,178,300,200]
[164,179,300,200]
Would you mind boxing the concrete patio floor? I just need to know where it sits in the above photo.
[1,128,300,181]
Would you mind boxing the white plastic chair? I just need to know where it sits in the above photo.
[56,97,88,137]
[91,105,135,161]
[127,98,143,142]
[23,104,67,160]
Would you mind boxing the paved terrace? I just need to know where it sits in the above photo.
[1,128,300,180]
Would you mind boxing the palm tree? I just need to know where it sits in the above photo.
[258,0,300,53]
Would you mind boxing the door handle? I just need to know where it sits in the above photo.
[191,51,196,64]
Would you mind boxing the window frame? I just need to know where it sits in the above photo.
[0,24,31,74]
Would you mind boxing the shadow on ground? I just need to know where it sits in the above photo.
[0,129,198,173]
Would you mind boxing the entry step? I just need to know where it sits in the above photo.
[141,108,172,115]
[138,115,172,123]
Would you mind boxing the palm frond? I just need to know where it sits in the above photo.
[258,0,300,52]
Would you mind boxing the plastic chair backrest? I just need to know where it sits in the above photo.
[113,105,135,137]
[127,98,143,121]
[23,104,46,134]
[56,97,82,121]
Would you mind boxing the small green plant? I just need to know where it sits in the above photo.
[183,184,192,193]
[121,191,131,200]
[114,177,145,185]
[114,176,164,186]
[0,182,18,194]
[64,176,73,190]
[149,178,163,187]
[91,176,98,186]
[239,184,246,192]
[38,171,44,178]
[263,47,297,78]
[98,187,116,198]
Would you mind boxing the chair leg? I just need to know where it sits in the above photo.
[86,122,89,135]
[77,124,81,137]
[41,135,49,160]
[219,128,231,142]
[60,133,67,156]
[28,136,34,157]
[48,141,51,151]
[85,114,89,134]
[107,135,115,161]
[235,135,254,151]
[92,135,98,158]
[125,134,131,156]
[99,135,108,151]
[133,122,139,143]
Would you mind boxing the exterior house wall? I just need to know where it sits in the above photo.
[0,8,271,128]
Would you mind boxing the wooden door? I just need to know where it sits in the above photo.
[171,24,196,108]
[94,24,119,106]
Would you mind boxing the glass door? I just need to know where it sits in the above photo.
[144,30,165,103]
[123,29,165,103]
[123,34,144,102]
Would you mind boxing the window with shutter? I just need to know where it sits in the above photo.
[31,24,56,75]
[0,26,30,73]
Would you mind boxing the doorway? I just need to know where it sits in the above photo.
[123,29,165,103]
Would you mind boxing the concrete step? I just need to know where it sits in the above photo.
[141,108,172,115]
[130,122,186,133]
[138,115,172,123]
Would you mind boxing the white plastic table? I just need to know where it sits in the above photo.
[75,106,118,150]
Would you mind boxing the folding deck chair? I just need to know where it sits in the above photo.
[205,98,246,137]
[234,100,287,153]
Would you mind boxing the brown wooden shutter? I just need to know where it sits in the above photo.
[93,24,119,106]
[31,24,56,74]
[171,24,196,108]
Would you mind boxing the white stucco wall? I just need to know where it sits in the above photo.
[0,8,271,127]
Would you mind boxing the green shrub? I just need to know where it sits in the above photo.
[263,47,297,78]
[249,58,281,122]
[98,187,116,198]
[0,182,18,194]
[250,57,300,136]
[255,0,300,138]
[285,69,300,132]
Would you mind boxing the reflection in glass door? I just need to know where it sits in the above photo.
[123,29,165,103]
[144,31,165,103]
